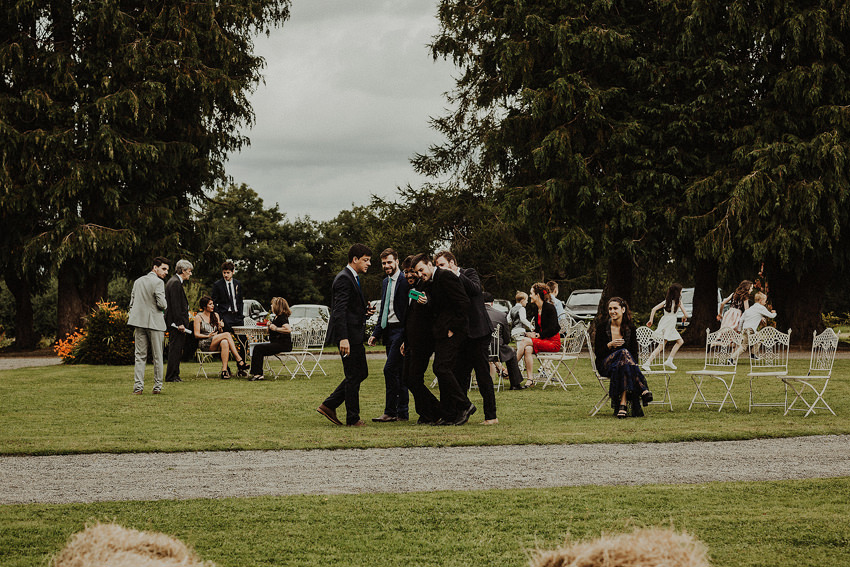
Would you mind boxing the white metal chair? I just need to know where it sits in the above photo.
[270,325,310,379]
[746,327,791,412]
[635,326,673,411]
[537,321,587,390]
[195,349,219,378]
[301,318,329,376]
[686,327,743,411]
[782,328,838,417]
[588,330,611,416]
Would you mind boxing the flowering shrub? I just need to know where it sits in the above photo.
[54,302,135,365]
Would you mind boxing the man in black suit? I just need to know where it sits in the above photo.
[482,292,528,390]
[211,260,244,333]
[367,248,410,422]
[317,243,376,427]
[413,253,476,426]
[434,251,498,425]
[164,259,193,383]
[399,255,441,425]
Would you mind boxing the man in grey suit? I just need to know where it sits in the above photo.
[128,257,170,394]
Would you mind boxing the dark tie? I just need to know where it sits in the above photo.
[227,282,235,311]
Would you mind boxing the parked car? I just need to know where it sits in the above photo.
[242,299,268,325]
[492,299,512,314]
[678,287,723,327]
[289,304,330,326]
[565,289,603,321]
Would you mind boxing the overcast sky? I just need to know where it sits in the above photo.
[224,0,456,221]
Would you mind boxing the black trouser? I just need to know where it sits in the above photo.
[456,335,497,420]
[403,342,440,422]
[323,343,369,425]
[165,328,186,381]
[504,354,524,388]
[250,342,290,376]
[381,325,409,418]
[432,334,471,421]
[221,312,246,359]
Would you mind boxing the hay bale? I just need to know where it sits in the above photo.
[531,527,711,567]
[52,522,214,567]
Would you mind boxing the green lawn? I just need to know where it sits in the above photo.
[0,356,847,455]
[1,478,847,567]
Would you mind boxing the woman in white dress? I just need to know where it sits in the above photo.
[643,283,688,370]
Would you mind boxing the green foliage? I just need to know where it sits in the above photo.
[55,302,134,365]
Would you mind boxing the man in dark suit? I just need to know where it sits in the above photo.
[482,292,528,390]
[399,255,441,424]
[367,248,410,422]
[317,243,376,427]
[413,253,476,426]
[211,260,244,333]
[434,251,498,425]
[164,259,193,383]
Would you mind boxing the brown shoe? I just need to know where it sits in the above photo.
[132,390,143,395]
[152,389,162,395]
[371,414,398,422]
[347,420,366,427]
[317,403,343,425]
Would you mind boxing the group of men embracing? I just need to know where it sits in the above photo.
[317,243,519,427]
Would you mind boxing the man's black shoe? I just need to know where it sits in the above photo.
[165,377,182,383]
[454,403,477,425]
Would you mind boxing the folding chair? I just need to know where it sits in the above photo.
[782,328,838,417]
[537,321,587,390]
[270,324,310,379]
[301,318,329,377]
[747,327,791,412]
[195,350,219,378]
[686,327,743,411]
[588,331,611,416]
[635,326,673,411]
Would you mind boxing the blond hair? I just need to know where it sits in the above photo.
[753,291,767,303]
[515,291,528,303]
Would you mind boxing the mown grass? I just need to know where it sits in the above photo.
[0,356,847,455]
[1,478,848,567]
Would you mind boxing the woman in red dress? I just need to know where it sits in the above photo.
[516,282,561,387]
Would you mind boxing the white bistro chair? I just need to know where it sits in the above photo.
[746,327,791,412]
[588,330,611,416]
[537,321,587,390]
[782,328,838,417]
[686,327,743,411]
[635,326,673,411]
[270,324,310,379]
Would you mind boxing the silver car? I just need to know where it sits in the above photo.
[565,289,603,320]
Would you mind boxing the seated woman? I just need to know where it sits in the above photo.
[194,295,249,379]
[594,296,653,418]
[509,290,534,340]
[516,283,562,387]
[249,297,293,381]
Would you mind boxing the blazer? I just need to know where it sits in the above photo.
[593,319,639,372]
[328,267,367,345]
[211,277,243,319]
[128,271,167,331]
[371,270,410,341]
[403,279,435,349]
[457,267,494,339]
[425,267,469,339]
[165,275,190,328]
[485,304,515,362]
[526,301,560,339]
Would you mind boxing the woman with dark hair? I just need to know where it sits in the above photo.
[516,282,561,387]
[718,280,754,331]
[644,283,687,369]
[249,297,293,381]
[594,296,653,418]
[194,295,249,379]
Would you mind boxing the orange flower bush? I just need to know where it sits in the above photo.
[54,302,135,365]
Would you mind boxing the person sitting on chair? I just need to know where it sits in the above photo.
[509,291,534,340]
[516,283,561,387]
[194,295,249,379]
[249,297,293,381]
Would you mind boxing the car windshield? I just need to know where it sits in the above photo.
[567,291,602,308]
[291,306,323,319]
[681,288,694,304]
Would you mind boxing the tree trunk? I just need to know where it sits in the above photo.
[685,259,720,346]
[768,262,828,345]
[4,272,36,350]
[57,262,86,340]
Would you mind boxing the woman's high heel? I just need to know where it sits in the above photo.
[236,359,249,377]
[220,368,231,380]
[641,390,654,406]
[616,404,628,419]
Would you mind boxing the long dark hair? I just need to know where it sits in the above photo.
[665,283,683,312]
[198,296,220,328]
[733,280,753,303]
[607,296,633,326]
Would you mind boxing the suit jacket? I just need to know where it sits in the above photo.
[485,304,515,362]
[457,267,494,339]
[371,271,410,341]
[425,267,469,339]
[403,279,434,349]
[128,271,168,331]
[165,275,190,328]
[211,277,244,320]
[328,266,367,345]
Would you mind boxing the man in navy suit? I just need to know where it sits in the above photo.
[368,248,410,422]
[317,243,376,427]
[211,260,246,360]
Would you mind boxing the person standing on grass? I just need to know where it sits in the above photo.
[643,283,688,370]
[164,259,193,383]
[368,248,410,422]
[128,257,170,395]
[317,244,376,427]
[731,292,777,360]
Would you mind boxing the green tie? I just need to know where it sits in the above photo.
[381,278,394,328]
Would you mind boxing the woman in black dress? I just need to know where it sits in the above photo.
[593,296,653,418]
[249,297,293,380]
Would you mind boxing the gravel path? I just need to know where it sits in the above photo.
[2,435,847,505]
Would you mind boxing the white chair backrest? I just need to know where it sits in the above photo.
[748,327,791,374]
[635,326,665,370]
[702,327,743,370]
[562,321,587,356]
[306,318,329,349]
[559,313,576,334]
[808,328,838,376]
[289,322,310,350]
[586,330,602,377]
[489,324,500,360]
